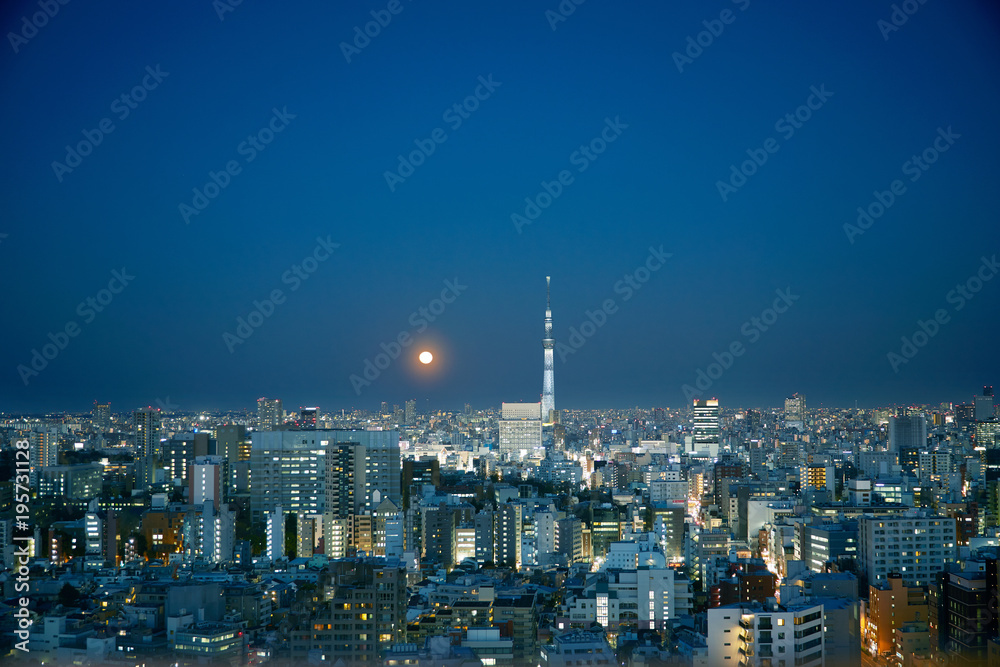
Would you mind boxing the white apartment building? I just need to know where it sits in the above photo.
[858,511,956,587]
[558,565,693,632]
[918,450,952,485]
[649,480,688,504]
[707,601,824,667]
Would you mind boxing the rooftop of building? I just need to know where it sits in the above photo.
[550,630,610,645]
[176,621,241,635]
[712,599,821,614]
[492,594,535,608]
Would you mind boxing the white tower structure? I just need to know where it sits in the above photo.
[541,276,556,424]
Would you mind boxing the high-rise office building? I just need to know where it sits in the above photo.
[93,402,111,430]
[298,406,319,429]
[325,443,366,517]
[499,402,542,459]
[784,393,806,430]
[134,408,161,489]
[250,429,400,520]
[888,414,927,452]
[976,386,995,422]
[541,276,556,424]
[134,408,161,458]
[257,397,283,431]
[29,428,59,486]
[404,399,416,425]
[693,399,720,455]
[976,421,1000,452]
[956,403,976,423]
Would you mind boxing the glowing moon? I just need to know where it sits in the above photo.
[419,351,433,364]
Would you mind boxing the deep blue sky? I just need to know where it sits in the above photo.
[2,0,999,413]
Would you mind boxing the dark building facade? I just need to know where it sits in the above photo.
[289,557,407,664]
[928,562,998,667]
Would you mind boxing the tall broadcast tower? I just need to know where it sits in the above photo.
[541,276,555,424]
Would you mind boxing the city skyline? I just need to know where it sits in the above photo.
[1,387,994,418]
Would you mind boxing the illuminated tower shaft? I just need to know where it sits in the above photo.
[542,276,555,424]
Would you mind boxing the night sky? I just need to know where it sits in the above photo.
[2,0,1000,413]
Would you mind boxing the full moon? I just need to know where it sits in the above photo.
[418,351,433,364]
